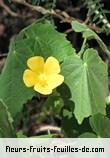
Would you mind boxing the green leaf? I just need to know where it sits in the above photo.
[90,114,110,138]
[44,92,64,114]
[17,131,27,138]
[16,20,75,61]
[72,21,88,32]
[62,48,108,123]
[0,39,35,117]
[60,84,92,137]
[72,21,110,57]
[83,30,110,55]
[0,20,74,117]
[79,132,97,138]
[63,109,73,119]
[0,100,16,138]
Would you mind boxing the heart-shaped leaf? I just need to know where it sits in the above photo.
[0,20,75,117]
[62,48,108,123]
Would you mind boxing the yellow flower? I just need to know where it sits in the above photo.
[23,56,64,95]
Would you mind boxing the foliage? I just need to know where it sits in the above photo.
[90,114,110,137]
[61,48,108,124]
[0,100,16,137]
[72,20,110,56]
[0,18,109,138]
[0,20,74,118]
[84,0,110,34]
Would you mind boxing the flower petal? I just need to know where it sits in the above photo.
[34,84,52,95]
[47,74,64,89]
[27,56,44,73]
[23,69,38,87]
[44,57,60,75]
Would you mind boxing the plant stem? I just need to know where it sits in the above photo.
[78,38,87,57]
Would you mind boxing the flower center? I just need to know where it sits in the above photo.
[39,73,46,81]
[39,73,47,87]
